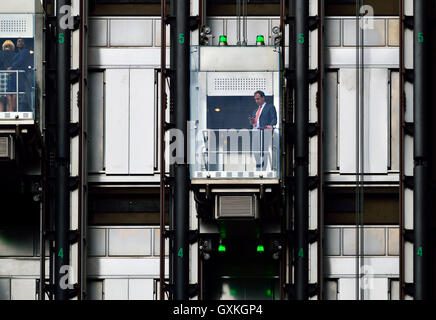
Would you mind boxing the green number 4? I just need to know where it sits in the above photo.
[179,33,184,44]
[178,248,183,258]
[417,246,423,256]
[298,33,304,44]
[59,33,64,44]
[418,32,424,43]
[58,248,64,259]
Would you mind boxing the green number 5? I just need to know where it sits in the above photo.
[298,33,304,44]
[179,33,184,44]
[59,33,64,44]
[418,32,424,43]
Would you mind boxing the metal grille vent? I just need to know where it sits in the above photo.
[216,195,256,218]
[213,78,267,91]
[0,19,28,33]
[0,137,9,158]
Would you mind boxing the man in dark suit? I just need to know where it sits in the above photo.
[249,90,277,129]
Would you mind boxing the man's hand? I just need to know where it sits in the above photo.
[248,116,255,125]
[265,125,273,129]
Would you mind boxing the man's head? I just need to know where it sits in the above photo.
[2,40,15,51]
[17,38,25,50]
[254,90,266,106]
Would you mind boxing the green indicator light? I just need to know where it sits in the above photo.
[219,35,227,43]
[218,244,226,252]
[257,245,265,252]
[256,35,265,43]
[230,289,237,295]
[266,289,272,296]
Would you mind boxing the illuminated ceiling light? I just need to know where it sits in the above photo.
[214,108,221,112]
[219,35,228,46]
[256,35,265,46]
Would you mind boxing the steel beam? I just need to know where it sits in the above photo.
[174,0,190,300]
[413,0,430,300]
[55,0,71,300]
[294,0,309,300]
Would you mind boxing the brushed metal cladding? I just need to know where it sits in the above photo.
[0,0,43,13]
[10,279,35,300]
[325,71,338,171]
[88,228,106,257]
[207,19,224,46]
[325,19,341,47]
[129,69,155,174]
[390,71,400,171]
[0,229,34,257]
[246,19,270,45]
[338,278,388,300]
[154,19,170,47]
[339,68,388,174]
[390,279,400,300]
[88,72,105,173]
[88,48,169,68]
[108,228,152,256]
[199,47,279,71]
[324,257,399,276]
[325,228,341,256]
[128,279,154,300]
[89,19,108,47]
[87,258,167,277]
[105,69,129,174]
[388,19,399,47]
[388,228,399,256]
[109,19,153,47]
[0,259,40,276]
[325,48,399,67]
[153,228,169,256]
[325,280,338,300]
[87,280,104,300]
[343,19,386,47]
[0,278,10,300]
[343,228,386,256]
[104,279,128,300]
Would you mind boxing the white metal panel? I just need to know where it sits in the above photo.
[104,279,128,300]
[110,19,153,47]
[404,241,413,283]
[338,278,355,300]
[108,228,152,256]
[325,280,338,300]
[343,19,386,46]
[325,71,338,171]
[10,279,35,300]
[88,228,106,257]
[325,228,341,256]
[324,257,398,276]
[88,48,169,68]
[338,68,356,173]
[326,48,399,67]
[325,19,341,47]
[129,69,155,174]
[88,72,105,173]
[339,68,388,174]
[128,279,153,300]
[0,259,40,276]
[87,280,103,300]
[87,258,168,277]
[154,19,170,47]
[245,19,269,45]
[200,47,279,71]
[0,278,10,300]
[208,19,224,45]
[89,19,108,47]
[105,69,129,174]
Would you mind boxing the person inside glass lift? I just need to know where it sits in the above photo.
[0,40,15,112]
[7,38,34,113]
[248,90,277,129]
